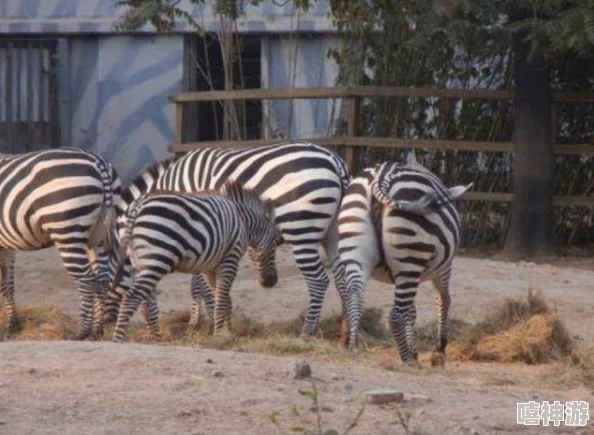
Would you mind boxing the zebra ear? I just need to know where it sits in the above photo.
[448,182,473,200]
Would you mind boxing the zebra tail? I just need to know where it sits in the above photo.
[371,162,436,213]
[110,193,143,294]
[88,164,117,249]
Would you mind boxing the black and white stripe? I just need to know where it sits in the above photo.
[98,159,175,325]
[107,182,277,342]
[337,154,471,364]
[0,147,121,339]
[139,142,351,337]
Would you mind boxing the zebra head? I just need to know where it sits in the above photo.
[221,181,279,288]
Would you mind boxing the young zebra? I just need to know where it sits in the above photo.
[107,182,277,342]
[153,142,351,338]
[337,154,472,364]
[0,147,120,339]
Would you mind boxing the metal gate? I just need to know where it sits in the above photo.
[0,38,62,154]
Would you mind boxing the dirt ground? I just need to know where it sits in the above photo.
[1,246,594,434]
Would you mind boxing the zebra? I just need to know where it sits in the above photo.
[96,158,210,330]
[337,153,472,364]
[112,142,351,338]
[107,182,278,342]
[0,147,120,340]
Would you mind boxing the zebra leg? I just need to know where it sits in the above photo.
[322,218,351,347]
[389,275,420,365]
[112,291,143,343]
[189,273,215,332]
[405,304,419,361]
[140,296,161,340]
[213,260,239,334]
[54,242,101,340]
[290,243,330,339]
[432,269,452,363]
[0,251,18,332]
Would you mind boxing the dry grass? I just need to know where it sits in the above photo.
[0,291,575,369]
[0,305,77,341]
[447,290,573,364]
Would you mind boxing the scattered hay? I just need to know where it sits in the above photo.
[446,290,573,364]
[0,305,77,341]
[557,347,594,389]
[0,292,575,369]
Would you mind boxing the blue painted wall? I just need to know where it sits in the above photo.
[68,35,183,183]
[0,0,334,34]
[0,1,339,183]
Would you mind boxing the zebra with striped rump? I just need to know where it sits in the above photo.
[141,142,351,338]
[337,154,472,364]
[107,182,277,342]
[0,148,120,339]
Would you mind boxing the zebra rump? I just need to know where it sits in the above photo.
[106,181,278,342]
[0,147,121,340]
[337,154,472,364]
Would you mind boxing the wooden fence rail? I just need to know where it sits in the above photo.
[169,86,594,207]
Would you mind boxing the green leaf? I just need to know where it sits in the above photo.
[298,389,318,401]
[268,411,278,424]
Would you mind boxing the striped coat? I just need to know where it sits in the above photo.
[337,155,471,363]
[107,182,277,342]
[0,148,120,339]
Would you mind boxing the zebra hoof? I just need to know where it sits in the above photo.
[430,351,447,367]
[72,331,91,341]
[402,357,421,368]
[89,328,105,341]
[6,317,22,334]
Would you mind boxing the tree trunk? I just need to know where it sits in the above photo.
[503,15,556,260]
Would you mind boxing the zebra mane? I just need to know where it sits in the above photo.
[220,181,275,221]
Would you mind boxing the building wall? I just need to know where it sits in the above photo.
[263,34,342,139]
[68,35,183,183]
[0,0,334,34]
[0,1,340,182]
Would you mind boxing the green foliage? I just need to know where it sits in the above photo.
[113,0,316,32]
[268,380,365,435]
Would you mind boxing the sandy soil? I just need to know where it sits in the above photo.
[1,247,594,434]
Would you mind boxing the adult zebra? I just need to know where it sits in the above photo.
[140,142,351,337]
[337,154,471,364]
[107,183,278,342]
[0,147,120,339]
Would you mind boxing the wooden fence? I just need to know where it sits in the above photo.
[169,86,594,206]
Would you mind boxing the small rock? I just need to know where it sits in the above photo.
[28,368,36,375]
[404,393,431,402]
[344,383,354,392]
[210,370,223,378]
[364,389,404,405]
[285,359,311,379]
[330,373,342,381]
[205,358,214,364]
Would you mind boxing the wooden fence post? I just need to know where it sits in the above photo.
[346,96,360,173]
[550,102,557,143]
[175,102,185,158]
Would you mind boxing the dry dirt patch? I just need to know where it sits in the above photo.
[2,247,594,434]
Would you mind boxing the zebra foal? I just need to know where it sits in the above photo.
[0,147,120,339]
[154,142,351,338]
[107,182,278,342]
[337,154,472,364]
